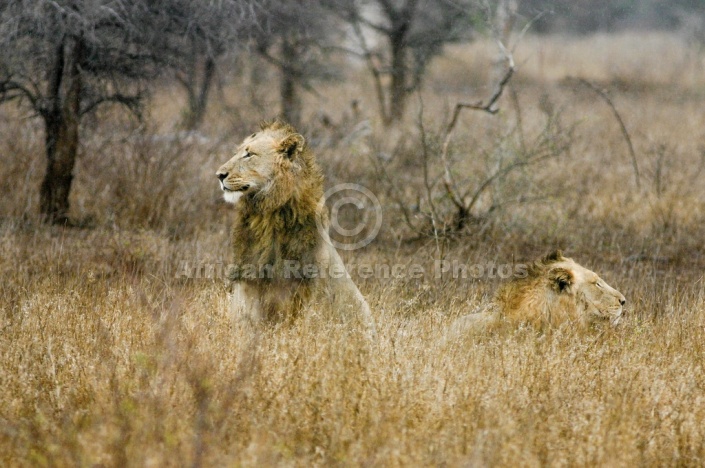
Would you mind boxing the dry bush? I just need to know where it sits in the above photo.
[374,104,573,238]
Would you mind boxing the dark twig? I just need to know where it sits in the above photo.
[574,78,641,189]
[417,96,443,237]
[81,92,143,118]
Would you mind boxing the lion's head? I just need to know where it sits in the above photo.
[496,251,626,329]
[216,120,323,211]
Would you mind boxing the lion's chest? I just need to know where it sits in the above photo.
[230,209,322,281]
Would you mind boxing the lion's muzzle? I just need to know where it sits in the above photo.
[216,171,250,192]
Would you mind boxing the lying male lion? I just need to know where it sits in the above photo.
[216,120,375,333]
[453,251,626,334]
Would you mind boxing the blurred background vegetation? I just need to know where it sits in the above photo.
[1,0,704,225]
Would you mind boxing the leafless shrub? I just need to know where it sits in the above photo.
[377,101,572,238]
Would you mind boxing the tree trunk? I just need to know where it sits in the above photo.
[388,38,408,125]
[39,37,83,224]
[376,0,417,126]
[184,56,216,130]
[279,40,302,128]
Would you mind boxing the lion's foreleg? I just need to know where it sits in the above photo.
[229,281,263,324]
[325,248,377,339]
[350,282,377,338]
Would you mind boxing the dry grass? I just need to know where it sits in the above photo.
[2,31,705,466]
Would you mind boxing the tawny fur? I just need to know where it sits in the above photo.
[452,251,626,336]
[217,121,375,333]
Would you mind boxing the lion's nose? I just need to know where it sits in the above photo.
[217,172,228,182]
[620,298,626,306]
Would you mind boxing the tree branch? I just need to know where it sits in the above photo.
[417,96,443,236]
[350,17,389,123]
[465,149,555,215]
[444,41,515,136]
[351,14,392,35]
[438,41,515,215]
[374,157,423,234]
[80,92,142,118]
[573,77,641,190]
[0,79,40,110]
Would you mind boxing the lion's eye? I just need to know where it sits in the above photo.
[595,281,603,288]
[243,151,253,159]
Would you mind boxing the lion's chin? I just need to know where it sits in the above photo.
[587,305,623,326]
[223,190,244,205]
[609,311,623,326]
[599,308,623,326]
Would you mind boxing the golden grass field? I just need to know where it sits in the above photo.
[2,31,705,466]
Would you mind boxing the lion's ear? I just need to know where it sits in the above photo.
[543,250,564,263]
[278,133,305,159]
[549,267,574,293]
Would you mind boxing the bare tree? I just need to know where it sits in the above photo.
[0,0,248,223]
[157,1,251,130]
[251,0,340,129]
[371,1,573,235]
[332,0,477,126]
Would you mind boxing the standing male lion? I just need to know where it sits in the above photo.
[216,120,375,334]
